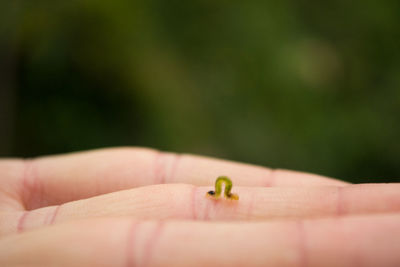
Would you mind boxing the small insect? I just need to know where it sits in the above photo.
[206,176,239,200]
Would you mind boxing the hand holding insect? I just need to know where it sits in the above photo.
[0,148,399,266]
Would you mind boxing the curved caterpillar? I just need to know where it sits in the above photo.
[206,176,239,200]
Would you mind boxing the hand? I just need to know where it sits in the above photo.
[0,147,399,266]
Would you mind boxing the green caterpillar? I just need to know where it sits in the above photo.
[207,176,239,200]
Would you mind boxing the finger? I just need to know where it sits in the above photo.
[1,214,399,266]
[7,183,400,234]
[1,147,348,210]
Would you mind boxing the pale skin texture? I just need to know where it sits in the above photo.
[0,147,399,266]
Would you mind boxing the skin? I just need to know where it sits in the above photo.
[0,147,399,266]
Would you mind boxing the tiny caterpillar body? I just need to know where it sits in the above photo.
[206,176,239,200]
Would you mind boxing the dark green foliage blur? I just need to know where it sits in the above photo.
[1,0,399,183]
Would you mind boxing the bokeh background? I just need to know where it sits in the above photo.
[1,1,399,183]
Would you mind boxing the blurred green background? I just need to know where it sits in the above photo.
[1,1,399,183]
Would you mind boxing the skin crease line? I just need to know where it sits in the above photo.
[206,176,239,200]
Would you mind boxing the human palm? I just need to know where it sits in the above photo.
[0,148,399,266]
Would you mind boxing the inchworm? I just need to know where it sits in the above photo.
[206,176,239,200]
